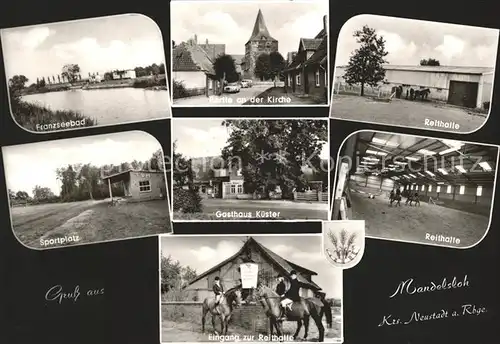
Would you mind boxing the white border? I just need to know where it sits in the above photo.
[330,128,500,249]
[329,13,500,135]
[170,117,330,223]
[158,233,344,344]
[2,130,174,251]
[169,0,330,108]
[0,13,172,135]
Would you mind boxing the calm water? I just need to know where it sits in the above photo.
[22,88,171,125]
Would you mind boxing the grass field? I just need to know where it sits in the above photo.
[11,199,171,248]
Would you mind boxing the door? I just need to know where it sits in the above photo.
[304,69,309,94]
[448,81,479,108]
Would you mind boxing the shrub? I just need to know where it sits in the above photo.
[173,188,202,213]
[172,80,189,99]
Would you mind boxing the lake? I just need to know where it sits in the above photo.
[22,88,171,125]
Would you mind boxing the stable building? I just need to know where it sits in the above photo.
[183,237,322,301]
[102,169,167,202]
[335,65,494,109]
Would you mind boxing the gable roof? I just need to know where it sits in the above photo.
[187,237,321,290]
[300,38,323,52]
[172,42,215,75]
[304,35,327,67]
[247,9,277,43]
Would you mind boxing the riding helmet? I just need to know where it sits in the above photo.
[214,276,220,281]
[290,270,297,275]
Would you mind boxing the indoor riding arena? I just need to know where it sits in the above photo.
[333,131,498,247]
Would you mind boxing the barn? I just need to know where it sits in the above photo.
[335,65,494,109]
[183,237,322,302]
[333,131,498,247]
[102,169,167,202]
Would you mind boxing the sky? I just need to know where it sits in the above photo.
[2,131,162,197]
[172,119,329,160]
[161,234,343,299]
[171,1,328,57]
[1,14,166,83]
[335,14,499,67]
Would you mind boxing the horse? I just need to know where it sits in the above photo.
[405,194,420,207]
[389,192,401,207]
[201,285,242,335]
[414,88,430,100]
[256,284,332,342]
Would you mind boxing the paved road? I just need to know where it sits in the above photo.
[330,94,487,133]
[173,85,271,106]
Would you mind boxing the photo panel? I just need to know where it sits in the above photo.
[172,118,329,221]
[170,0,329,107]
[332,130,498,248]
[159,234,343,343]
[330,14,499,134]
[0,13,171,133]
[2,130,172,249]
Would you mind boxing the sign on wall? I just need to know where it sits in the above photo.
[240,263,258,288]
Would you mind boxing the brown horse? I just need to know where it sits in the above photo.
[256,284,332,342]
[201,285,242,335]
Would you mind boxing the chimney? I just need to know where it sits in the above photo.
[194,34,198,45]
[206,38,209,46]
[323,15,327,33]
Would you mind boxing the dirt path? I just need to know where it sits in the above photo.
[331,95,486,133]
[350,192,489,246]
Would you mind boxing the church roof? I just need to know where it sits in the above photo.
[247,9,277,43]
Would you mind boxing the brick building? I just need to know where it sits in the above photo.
[242,9,279,79]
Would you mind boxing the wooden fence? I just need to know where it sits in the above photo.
[293,191,328,202]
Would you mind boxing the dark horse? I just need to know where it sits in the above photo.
[414,88,430,100]
[405,193,420,206]
[389,192,401,207]
[201,285,242,335]
[256,284,332,342]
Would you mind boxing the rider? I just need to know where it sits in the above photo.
[279,270,301,319]
[213,276,224,306]
[275,274,287,318]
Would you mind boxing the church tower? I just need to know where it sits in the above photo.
[243,9,279,79]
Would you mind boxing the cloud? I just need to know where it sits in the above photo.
[4,26,55,51]
[189,240,241,272]
[435,35,465,59]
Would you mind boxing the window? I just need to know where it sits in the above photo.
[139,180,151,192]
[421,185,425,191]
[436,186,441,193]
[446,185,451,193]
[230,184,236,194]
[428,185,432,192]
[476,186,483,196]
[296,74,301,86]
[236,169,242,176]
[237,184,243,194]
[458,185,465,195]
[315,69,320,87]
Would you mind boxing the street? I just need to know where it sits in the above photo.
[173,84,271,105]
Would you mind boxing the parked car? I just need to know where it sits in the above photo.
[241,79,253,88]
[224,82,241,93]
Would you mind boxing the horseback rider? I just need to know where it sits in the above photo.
[390,189,395,199]
[213,276,224,306]
[275,274,287,318]
[279,270,301,320]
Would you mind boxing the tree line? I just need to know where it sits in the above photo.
[161,254,198,295]
[342,25,441,96]
[8,149,164,205]
[9,62,166,95]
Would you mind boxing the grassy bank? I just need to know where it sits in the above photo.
[11,96,97,131]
